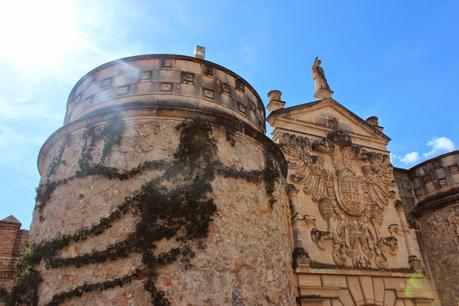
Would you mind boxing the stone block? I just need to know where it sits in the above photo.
[384,277,406,289]
[384,290,396,306]
[337,289,354,306]
[414,300,435,306]
[299,287,340,299]
[372,277,385,305]
[395,289,436,300]
[395,300,404,306]
[347,276,364,305]
[300,301,324,306]
[331,299,343,306]
[321,275,347,288]
[359,276,374,304]
[299,274,322,287]
[404,299,415,306]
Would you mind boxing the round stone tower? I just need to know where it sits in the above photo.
[24,54,296,305]
[408,151,459,306]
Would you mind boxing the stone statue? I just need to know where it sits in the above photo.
[312,57,333,99]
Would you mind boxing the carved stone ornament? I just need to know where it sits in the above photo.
[279,131,399,269]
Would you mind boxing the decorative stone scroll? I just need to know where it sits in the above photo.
[279,131,400,269]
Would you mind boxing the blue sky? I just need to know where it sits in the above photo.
[1,0,458,228]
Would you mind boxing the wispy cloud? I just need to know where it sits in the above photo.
[0,98,62,122]
[423,136,455,158]
[399,152,420,164]
[389,152,397,163]
[397,136,455,166]
[0,123,42,162]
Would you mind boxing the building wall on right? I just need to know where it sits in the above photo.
[394,151,459,306]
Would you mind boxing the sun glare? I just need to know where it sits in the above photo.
[0,0,80,70]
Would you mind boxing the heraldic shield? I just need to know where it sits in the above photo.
[335,167,365,216]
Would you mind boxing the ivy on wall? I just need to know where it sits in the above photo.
[10,117,282,306]
[47,143,66,179]
[44,269,141,306]
[35,114,126,220]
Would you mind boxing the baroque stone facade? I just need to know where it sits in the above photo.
[2,54,458,305]
[267,95,440,306]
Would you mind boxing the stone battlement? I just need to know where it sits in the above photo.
[64,54,265,133]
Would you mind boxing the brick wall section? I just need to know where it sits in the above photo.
[0,216,29,294]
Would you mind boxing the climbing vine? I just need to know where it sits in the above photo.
[100,114,126,163]
[44,269,141,306]
[14,117,282,306]
[263,152,280,207]
[47,143,66,179]
[35,142,66,220]
[35,114,126,220]
[224,125,236,147]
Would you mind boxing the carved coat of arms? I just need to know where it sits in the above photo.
[279,130,399,269]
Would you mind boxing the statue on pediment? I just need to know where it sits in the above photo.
[312,57,334,99]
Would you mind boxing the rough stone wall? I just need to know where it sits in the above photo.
[416,204,459,306]
[30,116,296,306]
[0,218,29,295]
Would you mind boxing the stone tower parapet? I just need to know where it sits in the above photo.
[63,54,265,130]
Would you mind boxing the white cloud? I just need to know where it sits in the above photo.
[0,123,29,161]
[396,136,455,166]
[399,152,420,164]
[390,152,398,163]
[423,136,455,158]
[0,98,62,122]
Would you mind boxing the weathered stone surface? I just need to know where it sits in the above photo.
[31,117,295,305]
[395,150,459,306]
[417,205,459,306]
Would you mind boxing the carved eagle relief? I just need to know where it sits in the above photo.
[279,131,399,269]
